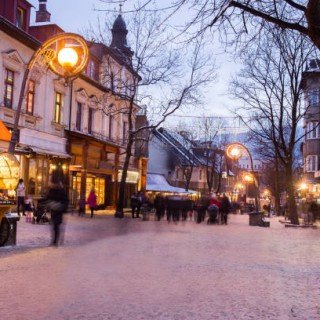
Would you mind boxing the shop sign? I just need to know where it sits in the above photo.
[118,170,139,183]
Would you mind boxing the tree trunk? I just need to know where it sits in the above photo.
[285,164,299,225]
[115,136,133,218]
[274,158,281,216]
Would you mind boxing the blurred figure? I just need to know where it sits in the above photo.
[220,194,231,225]
[130,192,138,219]
[45,174,68,246]
[154,194,165,221]
[87,189,97,218]
[16,178,25,216]
[209,194,221,224]
[24,195,34,223]
[136,191,145,219]
[78,197,86,216]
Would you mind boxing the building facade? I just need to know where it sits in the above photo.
[0,0,146,209]
[301,59,320,196]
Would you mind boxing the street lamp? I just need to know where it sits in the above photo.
[226,143,260,211]
[8,33,89,154]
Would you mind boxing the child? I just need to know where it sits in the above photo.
[24,195,34,223]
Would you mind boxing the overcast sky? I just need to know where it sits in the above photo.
[28,0,241,124]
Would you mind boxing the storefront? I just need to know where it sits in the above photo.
[67,131,119,209]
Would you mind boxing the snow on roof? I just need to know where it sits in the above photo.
[147,173,197,194]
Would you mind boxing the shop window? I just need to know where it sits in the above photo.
[4,69,14,108]
[88,108,94,134]
[54,92,62,124]
[76,102,82,131]
[26,80,35,115]
[16,7,25,29]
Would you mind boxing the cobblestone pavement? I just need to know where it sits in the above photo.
[0,214,319,320]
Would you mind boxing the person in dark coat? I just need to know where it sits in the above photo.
[131,192,138,218]
[220,194,231,225]
[45,174,68,246]
[154,194,165,221]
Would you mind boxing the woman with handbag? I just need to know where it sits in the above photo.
[87,189,97,218]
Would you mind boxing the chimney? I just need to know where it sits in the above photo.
[36,0,51,23]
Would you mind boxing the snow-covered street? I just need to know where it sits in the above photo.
[1,214,319,320]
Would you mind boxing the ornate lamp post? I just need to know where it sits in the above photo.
[8,33,89,154]
[226,143,260,211]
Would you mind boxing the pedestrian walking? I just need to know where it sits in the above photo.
[15,178,26,216]
[154,194,165,221]
[87,189,97,218]
[131,192,138,218]
[136,191,145,218]
[45,174,68,246]
[208,194,221,224]
[220,194,231,225]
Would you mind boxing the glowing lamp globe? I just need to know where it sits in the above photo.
[230,147,241,158]
[226,144,243,160]
[300,182,308,190]
[243,173,254,182]
[57,47,78,69]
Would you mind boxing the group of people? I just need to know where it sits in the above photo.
[151,193,232,225]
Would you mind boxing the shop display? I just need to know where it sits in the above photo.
[0,152,19,211]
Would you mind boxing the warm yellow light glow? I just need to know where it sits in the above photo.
[299,182,308,190]
[50,164,57,170]
[62,164,67,171]
[235,182,244,190]
[57,47,78,69]
[226,144,243,160]
[230,147,240,158]
[243,173,254,182]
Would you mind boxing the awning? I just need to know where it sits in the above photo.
[16,144,71,158]
[29,146,71,158]
[146,173,197,194]
[0,120,11,142]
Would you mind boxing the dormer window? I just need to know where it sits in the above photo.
[16,7,26,29]
[86,60,99,81]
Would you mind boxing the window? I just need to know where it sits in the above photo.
[16,7,25,29]
[109,115,113,139]
[176,169,179,179]
[122,121,127,144]
[306,155,318,172]
[308,89,320,107]
[88,108,94,134]
[76,102,82,131]
[199,169,202,180]
[54,92,62,123]
[4,69,14,108]
[86,60,99,81]
[26,80,35,115]
[306,122,320,139]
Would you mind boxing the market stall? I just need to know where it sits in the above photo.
[0,152,19,246]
